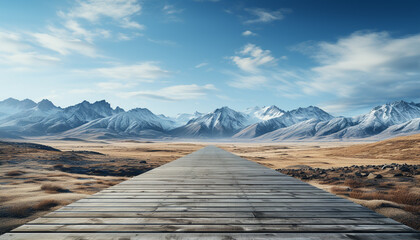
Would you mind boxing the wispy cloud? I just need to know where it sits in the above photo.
[86,62,170,82]
[117,33,131,41]
[122,84,217,101]
[162,4,184,22]
[242,30,256,36]
[147,38,177,46]
[245,8,291,24]
[230,43,276,73]
[295,31,420,111]
[228,74,268,89]
[195,62,208,68]
[0,31,60,66]
[31,29,97,57]
[162,4,183,15]
[63,0,143,29]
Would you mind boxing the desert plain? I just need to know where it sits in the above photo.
[0,134,419,234]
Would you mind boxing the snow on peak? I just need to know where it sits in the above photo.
[36,99,57,111]
[359,100,420,126]
[195,106,248,130]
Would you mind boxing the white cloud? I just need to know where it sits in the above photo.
[228,75,268,89]
[31,31,97,57]
[297,31,420,111]
[89,62,169,81]
[64,20,95,42]
[123,84,217,101]
[162,4,183,15]
[195,62,208,68]
[230,43,276,73]
[0,31,60,66]
[245,8,290,24]
[117,33,131,41]
[147,38,177,46]
[66,0,143,29]
[242,30,256,36]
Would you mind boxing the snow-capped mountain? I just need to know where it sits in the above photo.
[171,111,204,127]
[0,99,124,136]
[245,105,285,121]
[0,98,37,119]
[63,108,173,138]
[234,106,334,138]
[0,98,419,140]
[256,101,420,141]
[63,100,124,122]
[171,107,250,137]
[0,99,62,135]
[341,101,420,138]
[373,118,420,139]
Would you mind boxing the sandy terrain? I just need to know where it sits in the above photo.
[0,134,419,233]
[217,137,419,169]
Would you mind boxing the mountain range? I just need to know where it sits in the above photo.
[0,98,419,141]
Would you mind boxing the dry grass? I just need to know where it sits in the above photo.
[33,199,61,211]
[7,204,33,218]
[5,170,26,176]
[40,183,70,193]
[96,180,119,186]
[349,188,420,206]
[343,179,368,188]
[4,199,62,218]
[330,186,350,195]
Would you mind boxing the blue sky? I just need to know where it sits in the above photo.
[0,0,419,117]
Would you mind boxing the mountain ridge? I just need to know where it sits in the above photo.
[0,98,419,140]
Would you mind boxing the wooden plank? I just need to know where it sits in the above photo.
[29,217,401,225]
[2,233,420,240]
[67,202,359,207]
[76,198,351,203]
[12,224,415,233]
[44,211,384,218]
[57,206,370,212]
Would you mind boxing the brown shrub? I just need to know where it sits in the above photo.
[404,205,420,213]
[40,183,70,193]
[344,179,365,188]
[391,189,420,206]
[8,204,33,218]
[5,170,26,176]
[349,188,420,206]
[96,180,118,186]
[378,181,395,188]
[34,199,61,211]
[330,186,349,195]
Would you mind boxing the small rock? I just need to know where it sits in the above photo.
[382,165,391,170]
[375,174,383,179]
[399,166,410,172]
[367,173,377,179]
[394,173,403,177]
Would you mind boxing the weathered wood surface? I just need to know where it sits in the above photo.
[2,146,419,239]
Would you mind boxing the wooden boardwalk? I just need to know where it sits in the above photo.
[2,146,419,239]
